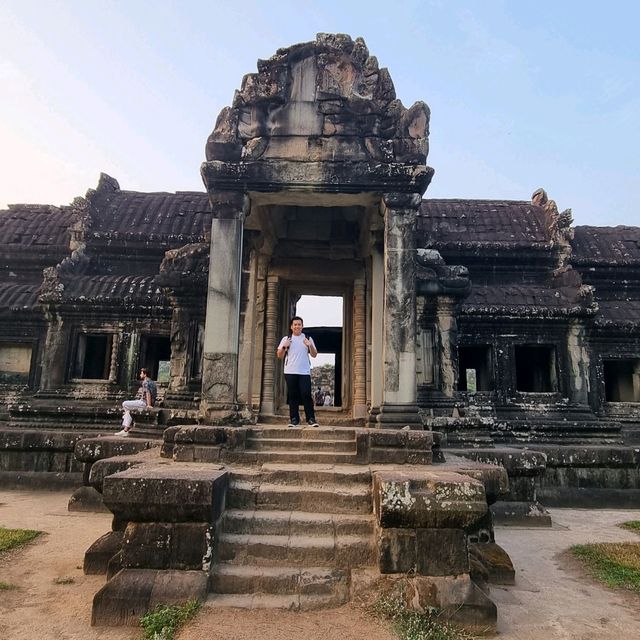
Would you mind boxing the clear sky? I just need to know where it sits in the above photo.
[0,0,638,226]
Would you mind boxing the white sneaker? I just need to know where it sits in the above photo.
[115,429,130,437]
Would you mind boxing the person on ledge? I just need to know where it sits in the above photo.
[277,316,319,427]
[116,367,157,437]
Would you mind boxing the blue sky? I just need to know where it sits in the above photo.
[0,0,638,226]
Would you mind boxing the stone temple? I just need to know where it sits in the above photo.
[0,34,639,630]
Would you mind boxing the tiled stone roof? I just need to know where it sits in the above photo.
[572,226,640,265]
[50,275,167,305]
[593,299,640,328]
[418,199,550,247]
[462,284,593,317]
[0,204,73,248]
[89,190,212,241]
[0,282,41,311]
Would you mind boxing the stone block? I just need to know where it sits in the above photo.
[377,528,416,574]
[84,531,123,575]
[415,528,468,576]
[121,522,213,570]
[172,445,195,462]
[74,437,157,463]
[373,470,488,530]
[490,500,552,527]
[102,465,228,523]
[468,542,515,585]
[91,569,208,626]
[369,447,407,464]
[405,574,497,635]
[68,485,109,512]
[88,457,147,492]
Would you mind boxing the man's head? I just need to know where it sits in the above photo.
[290,316,304,336]
[140,367,149,380]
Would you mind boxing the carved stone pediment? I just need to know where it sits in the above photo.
[205,33,431,167]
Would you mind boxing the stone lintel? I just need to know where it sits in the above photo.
[201,159,433,194]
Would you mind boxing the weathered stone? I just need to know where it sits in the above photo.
[377,528,416,574]
[68,485,109,512]
[84,530,123,575]
[468,542,515,585]
[102,464,228,523]
[373,470,488,530]
[415,528,468,576]
[91,569,208,626]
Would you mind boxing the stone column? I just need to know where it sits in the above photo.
[566,319,591,405]
[39,311,70,391]
[168,306,190,395]
[353,278,367,418]
[376,192,422,428]
[369,243,384,422]
[436,296,459,397]
[260,276,279,414]
[200,191,248,414]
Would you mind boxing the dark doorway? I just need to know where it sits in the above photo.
[459,345,493,392]
[515,345,557,392]
[604,359,639,402]
[139,335,171,382]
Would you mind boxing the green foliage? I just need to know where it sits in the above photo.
[620,521,640,534]
[0,581,17,590]
[0,527,42,554]
[370,586,477,640]
[571,542,640,593]
[140,599,201,640]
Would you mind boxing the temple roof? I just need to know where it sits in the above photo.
[572,225,640,265]
[0,282,42,311]
[594,299,640,328]
[418,199,551,248]
[0,204,73,249]
[39,274,167,306]
[88,189,212,242]
[462,284,594,318]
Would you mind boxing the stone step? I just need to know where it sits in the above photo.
[246,437,356,453]
[250,427,357,441]
[205,592,345,611]
[231,463,372,487]
[227,481,372,514]
[217,532,375,567]
[222,509,374,537]
[210,564,349,598]
[251,450,360,464]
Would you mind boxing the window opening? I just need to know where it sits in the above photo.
[604,359,640,402]
[458,346,492,392]
[139,335,171,382]
[515,345,557,392]
[0,343,32,384]
[73,334,113,379]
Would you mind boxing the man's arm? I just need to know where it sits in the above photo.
[145,389,152,407]
[307,337,318,358]
[277,337,290,359]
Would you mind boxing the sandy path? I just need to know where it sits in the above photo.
[0,489,639,640]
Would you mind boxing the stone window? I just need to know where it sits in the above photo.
[0,342,32,384]
[73,334,113,379]
[139,335,171,382]
[515,345,557,392]
[459,346,493,392]
[603,359,640,402]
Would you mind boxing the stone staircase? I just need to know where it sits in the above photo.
[208,460,376,610]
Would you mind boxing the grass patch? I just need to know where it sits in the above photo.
[53,576,75,585]
[140,599,201,640]
[620,521,640,534]
[0,527,42,555]
[571,542,640,593]
[370,586,477,640]
[0,581,18,590]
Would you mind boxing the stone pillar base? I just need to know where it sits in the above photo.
[376,403,422,429]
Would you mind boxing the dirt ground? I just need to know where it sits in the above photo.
[0,489,639,640]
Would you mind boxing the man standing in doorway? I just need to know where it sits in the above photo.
[116,367,157,436]
[277,316,319,427]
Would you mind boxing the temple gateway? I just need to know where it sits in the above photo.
[1,34,638,629]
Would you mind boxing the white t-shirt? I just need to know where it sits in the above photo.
[278,333,315,375]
